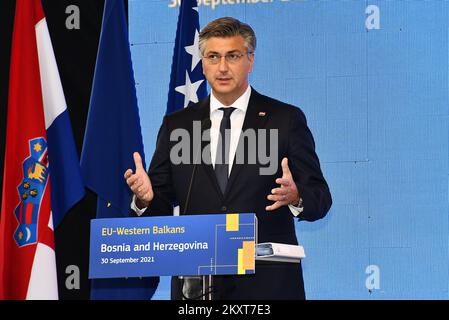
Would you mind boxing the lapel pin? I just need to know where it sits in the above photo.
[258,112,266,117]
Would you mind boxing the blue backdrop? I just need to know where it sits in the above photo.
[129,0,448,299]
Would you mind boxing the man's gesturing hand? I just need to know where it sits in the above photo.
[266,157,300,211]
[124,152,153,208]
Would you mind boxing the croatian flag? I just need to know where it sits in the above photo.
[0,0,85,300]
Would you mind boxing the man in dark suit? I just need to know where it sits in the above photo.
[124,17,332,300]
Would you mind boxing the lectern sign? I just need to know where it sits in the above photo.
[89,213,256,279]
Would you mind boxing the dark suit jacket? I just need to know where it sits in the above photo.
[144,88,332,300]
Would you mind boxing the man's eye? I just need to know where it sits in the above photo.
[227,54,238,60]
[208,54,220,60]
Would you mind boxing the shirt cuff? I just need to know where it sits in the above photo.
[131,194,147,216]
[288,198,304,217]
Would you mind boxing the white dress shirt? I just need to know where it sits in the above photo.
[132,86,303,217]
[209,85,250,174]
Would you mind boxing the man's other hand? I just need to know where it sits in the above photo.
[124,152,153,208]
[266,157,300,211]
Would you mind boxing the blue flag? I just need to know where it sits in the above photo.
[167,0,207,114]
[80,0,158,300]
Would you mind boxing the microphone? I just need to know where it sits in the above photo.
[180,118,215,300]
[183,118,211,215]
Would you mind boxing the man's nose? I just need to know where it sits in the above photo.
[218,56,229,72]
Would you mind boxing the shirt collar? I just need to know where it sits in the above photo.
[210,86,252,114]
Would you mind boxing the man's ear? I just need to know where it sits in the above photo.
[249,54,255,73]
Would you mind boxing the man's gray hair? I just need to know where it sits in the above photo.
[199,17,256,55]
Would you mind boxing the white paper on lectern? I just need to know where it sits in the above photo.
[255,242,305,263]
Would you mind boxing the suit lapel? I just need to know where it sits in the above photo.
[224,89,269,197]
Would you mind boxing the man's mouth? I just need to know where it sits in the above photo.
[217,77,231,84]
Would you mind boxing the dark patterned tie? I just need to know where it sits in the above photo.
[215,107,236,194]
